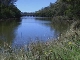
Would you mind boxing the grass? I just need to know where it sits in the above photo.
[0,21,80,60]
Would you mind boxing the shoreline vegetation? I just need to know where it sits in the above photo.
[0,0,80,60]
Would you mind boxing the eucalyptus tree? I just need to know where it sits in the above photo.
[0,0,17,5]
[35,0,68,17]
[0,0,21,19]
[62,0,80,19]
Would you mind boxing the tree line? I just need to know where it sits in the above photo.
[35,0,80,19]
[0,0,21,19]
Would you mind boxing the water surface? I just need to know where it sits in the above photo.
[0,16,70,47]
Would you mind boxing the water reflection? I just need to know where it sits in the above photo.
[0,19,21,47]
[0,17,70,47]
[12,17,56,46]
[35,17,70,33]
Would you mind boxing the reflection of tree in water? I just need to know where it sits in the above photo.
[50,22,70,33]
[35,17,72,38]
[0,19,21,47]
[35,17,71,33]
[35,17,52,21]
[40,20,71,34]
[52,20,72,33]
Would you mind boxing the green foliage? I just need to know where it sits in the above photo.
[35,0,80,19]
[0,0,17,6]
[35,0,68,17]
[0,0,21,19]
[62,0,80,19]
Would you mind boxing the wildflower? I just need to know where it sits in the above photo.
[49,50,52,52]
[68,42,72,45]
[45,52,47,55]
[44,52,48,56]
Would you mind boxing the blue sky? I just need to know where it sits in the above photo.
[15,0,57,12]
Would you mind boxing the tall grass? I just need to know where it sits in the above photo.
[0,21,80,60]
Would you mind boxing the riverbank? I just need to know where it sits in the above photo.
[0,18,21,23]
[0,21,80,60]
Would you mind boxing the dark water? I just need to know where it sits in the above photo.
[0,16,70,47]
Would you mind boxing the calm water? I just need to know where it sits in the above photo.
[0,16,70,47]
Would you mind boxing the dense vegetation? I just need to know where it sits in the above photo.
[62,0,80,19]
[0,0,21,19]
[35,0,80,19]
[35,1,67,17]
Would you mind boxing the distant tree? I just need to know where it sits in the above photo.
[35,0,67,17]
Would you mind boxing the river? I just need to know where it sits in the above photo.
[0,16,70,47]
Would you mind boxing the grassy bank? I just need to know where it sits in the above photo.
[0,21,80,60]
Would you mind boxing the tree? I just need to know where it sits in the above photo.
[0,0,21,19]
[62,0,80,19]
[1,0,17,6]
[35,0,68,17]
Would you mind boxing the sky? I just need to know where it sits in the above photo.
[15,0,57,12]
